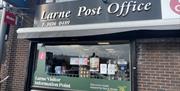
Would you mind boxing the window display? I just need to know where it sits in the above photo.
[32,42,131,91]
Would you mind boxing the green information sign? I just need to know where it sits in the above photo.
[33,60,131,91]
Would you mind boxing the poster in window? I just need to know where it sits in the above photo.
[70,57,89,65]
[108,64,115,75]
[100,64,107,74]
[55,66,61,74]
[90,57,99,72]
[70,57,79,65]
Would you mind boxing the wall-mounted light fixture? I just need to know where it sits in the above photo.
[102,0,108,3]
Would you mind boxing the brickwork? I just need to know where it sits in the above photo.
[137,38,180,91]
[0,25,30,91]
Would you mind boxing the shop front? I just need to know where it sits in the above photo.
[31,41,132,91]
[17,0,180,91]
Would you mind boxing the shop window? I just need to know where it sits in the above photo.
[32,42,131,91]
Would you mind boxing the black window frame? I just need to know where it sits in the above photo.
[25,40,137,91]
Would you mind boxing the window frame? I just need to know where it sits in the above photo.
[25,40,137,91]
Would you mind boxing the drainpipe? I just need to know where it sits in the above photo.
[0,2,8,63]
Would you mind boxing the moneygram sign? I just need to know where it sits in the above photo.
[161,0,180,19]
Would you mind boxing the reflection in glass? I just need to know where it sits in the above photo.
[38,43,130,81]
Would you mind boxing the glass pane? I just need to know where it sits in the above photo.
[32,42,131,91]
[45,44,130,80]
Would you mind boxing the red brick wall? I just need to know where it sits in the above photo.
[137,39,180,91]
[0,26,30,91]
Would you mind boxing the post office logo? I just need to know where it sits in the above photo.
[170,0,180,15]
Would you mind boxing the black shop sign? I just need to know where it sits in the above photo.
[34,0,161,27]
